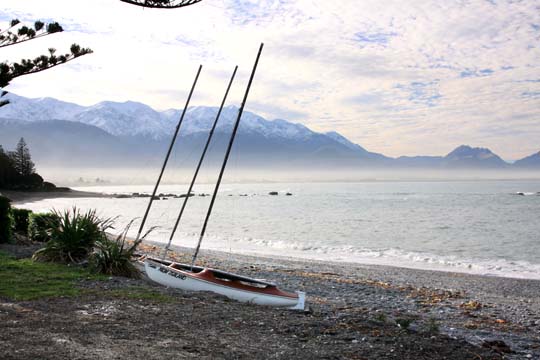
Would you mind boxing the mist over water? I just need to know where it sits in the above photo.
[17,177,540,279]
[38,166,540,187]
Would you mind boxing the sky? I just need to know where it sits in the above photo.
[1,0,539,160]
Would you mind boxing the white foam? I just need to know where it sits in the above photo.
[163,233,540,280]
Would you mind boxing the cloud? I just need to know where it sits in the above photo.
[459,68,495,78]
[1,0,539,160]
[522,91,540,99]
[353,30,397,47]
[394,81,442,107]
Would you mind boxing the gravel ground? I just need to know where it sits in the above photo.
[2,242,539,359]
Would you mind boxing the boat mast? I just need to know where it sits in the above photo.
[163,66,238,255]
[135,65,202,242]
[191,43,264,268]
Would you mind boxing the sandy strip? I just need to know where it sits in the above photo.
[1,189,110,204]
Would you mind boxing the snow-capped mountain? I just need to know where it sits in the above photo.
[1,94,538,169]
[0,93,85,121]
[73,101,172,139]
[0,94,346,143]
[0,93,387,167]
[180,106,320,141]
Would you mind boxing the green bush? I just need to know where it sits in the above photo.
[0,196,12,243]
[28,212,60,242]
[11,208,32,235]
[33,208,112,264]
[89,220,151,278]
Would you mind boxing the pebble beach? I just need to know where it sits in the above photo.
[3,237,539,359]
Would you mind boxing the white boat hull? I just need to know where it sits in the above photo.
[144,259,305,309]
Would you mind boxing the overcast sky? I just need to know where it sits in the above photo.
[1,0,539,160]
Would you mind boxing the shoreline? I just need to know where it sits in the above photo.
[5,188,540,282]
[1,189,110,203]
[145,235,540,282]
[135,240,540,357]
[147,239,540,297]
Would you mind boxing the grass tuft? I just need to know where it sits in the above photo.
[89,219,144,278]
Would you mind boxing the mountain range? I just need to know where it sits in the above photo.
[0,93,539,170]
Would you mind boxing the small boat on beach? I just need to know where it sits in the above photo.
[143,257,305,309]
[134,43,306,310]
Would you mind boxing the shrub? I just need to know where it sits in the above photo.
[42,181,57,191]
[28,212,59,242]
[18,173,44,189]
[395,318,414,330]
[374,311,387,323]
[89,220,152,278]
[0,196,12,243]
[426,317,440,334]
[33,208,112,264]
[11,208,32,235]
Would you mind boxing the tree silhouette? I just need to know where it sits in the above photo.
[9,138,35,176]
[0,19,92,107]
[0,144,18,188]
[119,0,202,9]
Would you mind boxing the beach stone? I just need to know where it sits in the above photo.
[482,340,513,354]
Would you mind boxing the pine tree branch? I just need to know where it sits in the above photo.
[0,32,59,49]
[0,20,62,48]
[0,21,20,36]
[1,46,93,88]
[119,0,202,9]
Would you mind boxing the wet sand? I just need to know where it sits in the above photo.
[1,189,110,204]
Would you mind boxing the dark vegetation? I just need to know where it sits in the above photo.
[90,220,144,277]
[0,137,56,190]
[10,207,31,233]
[0,195,143,278]
[119,0,202,9]
[0,195,11,243]
[28,212,60,242]
[33,208,112,263]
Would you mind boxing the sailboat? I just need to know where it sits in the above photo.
[138,44,306,310]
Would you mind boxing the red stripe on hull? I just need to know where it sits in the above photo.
[189,268,298,299]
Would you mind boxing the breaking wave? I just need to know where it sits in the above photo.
[185,234,540,280]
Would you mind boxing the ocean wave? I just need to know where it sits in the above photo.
[178,234,540,280]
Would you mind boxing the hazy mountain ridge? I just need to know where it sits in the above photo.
[0,93,538,169]
[513,151,540,168]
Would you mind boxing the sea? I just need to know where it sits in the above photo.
[16,180,540,279]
